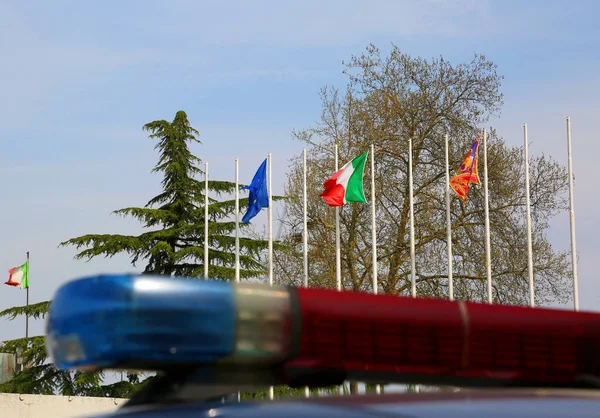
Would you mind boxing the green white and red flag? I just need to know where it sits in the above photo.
[5,261,29,289]
[320,151,368,207]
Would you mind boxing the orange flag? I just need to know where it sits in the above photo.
[450,136,481,201]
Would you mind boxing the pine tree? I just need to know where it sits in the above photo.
[61,110,270,278]
[0,111,278,396]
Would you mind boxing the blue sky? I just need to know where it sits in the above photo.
[1,0,599,341]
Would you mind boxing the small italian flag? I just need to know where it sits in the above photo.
[5,261,29,289]
[320,151,368,207]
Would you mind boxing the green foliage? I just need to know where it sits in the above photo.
[85,374,157,398]
[60,110,277,279]
[0,336,101,396]
[0,301,50,321]
[1,336,47,367]
[0,332,155,397]
[365,383,385,394]
[1,110,282,397]
[0,363,153,398]
[0,365,89,395]
[240,384,349,400]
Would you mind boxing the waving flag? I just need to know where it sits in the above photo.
[241,159,269,223]
[321,152,368,207]
[5,261,29,289]
[450,136,481,201]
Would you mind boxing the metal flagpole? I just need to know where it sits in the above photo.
[566,117,579,311]
[335,144,341,291]
[483,129,492,304]
[303,148,310,399]
[26,251,29,339]
[371,144,381,395]
[204,162,209,279]
[268,153,273,287]
[267,153,274,401]
[303,149,309,289]
[235,163,240,406]
[334,143,344,396]
[523,124,535,307]
[445,134,453,301]
[235,158,240,283]
[235,160,240,403]
[408,137,416,298]
[371,144,378,296]
[408,136,419,394]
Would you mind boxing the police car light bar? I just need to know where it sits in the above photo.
[46,275,600,388]
[292,287,600,387]
[46,275,295,371]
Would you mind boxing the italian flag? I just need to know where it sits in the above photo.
[5,261,29,289]
[320,151,368,207]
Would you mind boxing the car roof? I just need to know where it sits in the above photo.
[89,388,600,418]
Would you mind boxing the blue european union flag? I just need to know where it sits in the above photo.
[241,158,269,224]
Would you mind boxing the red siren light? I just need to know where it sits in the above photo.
[289,287,600,387]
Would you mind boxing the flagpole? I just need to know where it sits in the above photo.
[204,162,209,279]
[371,144,378,296]
[25,251,29,340]
[408,137,416,298]
[370,144,381,395]
[445,134,453,301]
[302,148,310,398]
[235,159,241,402]
[483,128,492,304]
[235,158,240,283]
[523,124,534,307]
[303,149,309,289]
[268,153,273,287]
[566,116,579,311]
[408,136,419,394]
[334,143,344,396]
[335,144,341,291]
[267,153,274,401]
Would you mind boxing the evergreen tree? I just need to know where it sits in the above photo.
[61,110,270,278]
[0,111,277,396]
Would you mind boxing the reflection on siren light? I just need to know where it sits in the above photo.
[133,278,172,292]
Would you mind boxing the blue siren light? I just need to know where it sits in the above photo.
[46,274,294,371]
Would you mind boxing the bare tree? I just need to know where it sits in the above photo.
[275,44,571,307]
